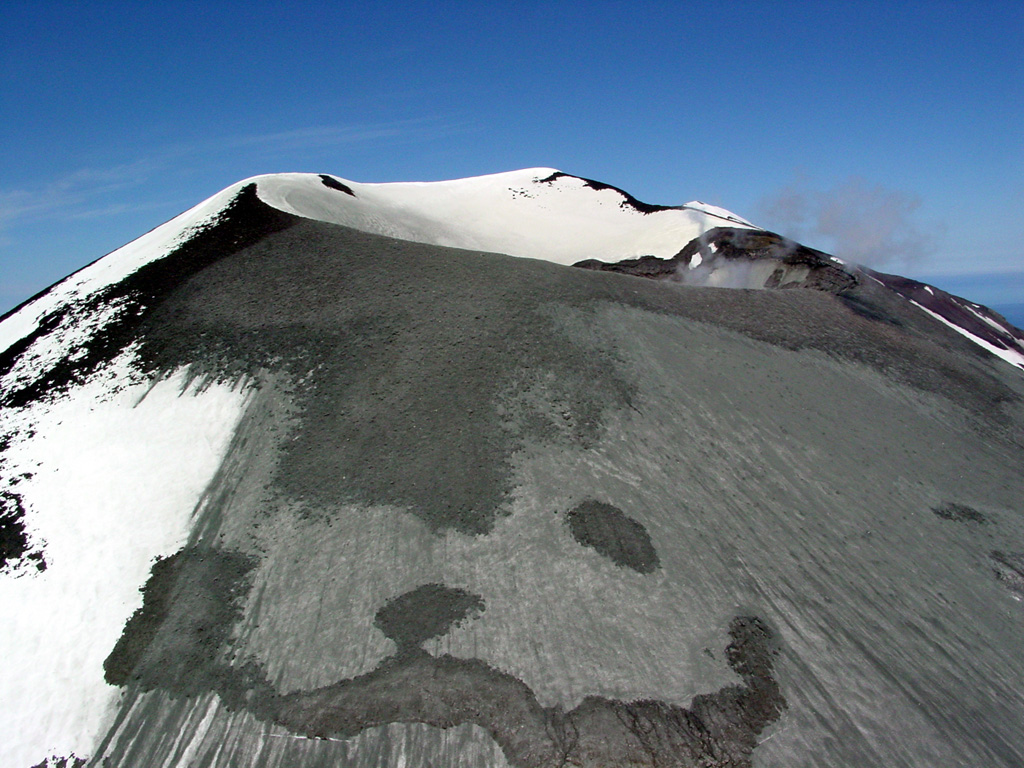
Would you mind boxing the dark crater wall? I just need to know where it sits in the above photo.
[575,226,857,294]
[676,227,856,291]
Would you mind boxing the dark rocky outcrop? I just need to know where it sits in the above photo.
[319,175,356,196]
[574,227,859,294]
[104,546,257,695]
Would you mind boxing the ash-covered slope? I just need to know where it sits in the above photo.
[2,172,1024,768]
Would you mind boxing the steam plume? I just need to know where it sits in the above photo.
[758,176,936,268]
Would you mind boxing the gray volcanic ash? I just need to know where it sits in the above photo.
[3,170,1023,768]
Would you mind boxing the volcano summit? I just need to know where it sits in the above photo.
[2,169,1023,768]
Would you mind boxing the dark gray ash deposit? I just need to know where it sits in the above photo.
[319,175,356,196]
[933,502,989,525]
[0,490,39,571]
[374,584,485,653]
[30,756,87,768]
[991,551,1024,599]
[135,212,637,535]
[103,546,257,696]
[565,499,660,573]
[106,559,785,768]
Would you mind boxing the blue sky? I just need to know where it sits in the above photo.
[2,0,1022,321]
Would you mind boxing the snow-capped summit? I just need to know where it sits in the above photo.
[0,168,749,361]
[3,169,1024,768]
[5,168,1021,380]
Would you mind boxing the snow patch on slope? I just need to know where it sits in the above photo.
[0,359,251,766]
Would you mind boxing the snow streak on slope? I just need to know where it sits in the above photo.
[254,169,754,264]
[864,270,1024,371]
[912,299,1024,369]
[0,359,250,767]
[0,184,244,360]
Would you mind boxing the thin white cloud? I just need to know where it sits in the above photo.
[0,118,470,234]
[148,116,471,164]
[67,200,180,221]
[226,118,453,150]
[0,159,159,228]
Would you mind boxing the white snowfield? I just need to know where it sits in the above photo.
[256,168,754,264]
[0,361,251,767]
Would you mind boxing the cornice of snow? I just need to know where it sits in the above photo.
[250,168,757,266]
